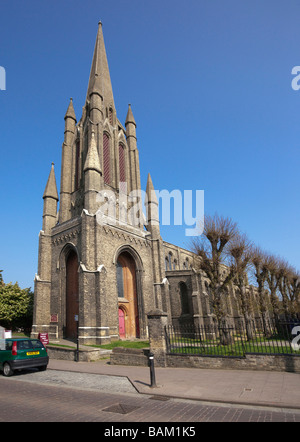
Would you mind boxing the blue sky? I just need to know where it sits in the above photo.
[0,0,299,289]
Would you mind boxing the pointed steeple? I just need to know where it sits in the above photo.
[43,163,59,201]
[43,163,59,233]
[145,173,160,237]
[86,21,114,107]
[64,97,76,122]
[125,104,136,126]
[84,130,102,214]
[84,130,101,174]
[146,173,158,206]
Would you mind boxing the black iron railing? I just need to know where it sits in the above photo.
[165,319,300,357]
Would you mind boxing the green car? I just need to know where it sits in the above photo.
[0,338,49,376]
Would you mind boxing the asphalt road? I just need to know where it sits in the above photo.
[0,369,299,424]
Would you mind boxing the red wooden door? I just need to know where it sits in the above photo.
[118,308,125,339]
[66,251,79,339]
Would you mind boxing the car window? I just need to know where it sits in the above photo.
[32,340,44,349]
[17,340,33,350]
[5,341,13,350]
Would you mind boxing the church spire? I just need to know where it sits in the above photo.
[84,130,102,214]
[86,21,114,108]
[64,97,76,122]
[125,104,136,127]
[43,163,59,201]
[42,163,58,233]
[84,130,101,174]
[145,173,160,238]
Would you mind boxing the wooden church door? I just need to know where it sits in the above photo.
[117,252,140,339]
[66,250,79,339]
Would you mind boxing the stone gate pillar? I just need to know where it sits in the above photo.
[147,309,168,367]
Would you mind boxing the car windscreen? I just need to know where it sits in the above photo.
[31,340,45,349]
[17,340,33,350]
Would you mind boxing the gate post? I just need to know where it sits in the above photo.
[147,309,168,367]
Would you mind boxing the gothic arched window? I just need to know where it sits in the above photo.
[75,140,80,191]
[168,252,173,271]
[116,260,124,298]
[103,133,110,184]
[165,257,169,271]
[119,144,126,192]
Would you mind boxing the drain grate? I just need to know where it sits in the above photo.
[149,396,170,401]
[102,403,140,415]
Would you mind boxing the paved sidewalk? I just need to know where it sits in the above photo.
[48,358,300,411]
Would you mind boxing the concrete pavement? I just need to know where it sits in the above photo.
[48,357,300,411]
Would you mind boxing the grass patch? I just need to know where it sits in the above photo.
[169,340,300,356]
[87,340,150,350]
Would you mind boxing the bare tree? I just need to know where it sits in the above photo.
[251,247,270,335]
[191,214,239,330]
[286,268,300,319]
[228,234,254,339]
[276,259,293,320]
[264,254,281,320]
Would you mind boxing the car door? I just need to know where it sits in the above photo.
[0,339,13,368]
[30,339,47,358]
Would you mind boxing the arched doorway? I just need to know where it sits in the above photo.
[65,250,79,339]
[116,251,139,339]
[118,307,126,339]
[179,282,190,315]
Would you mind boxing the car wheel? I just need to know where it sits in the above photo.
[3,362,13,377]
[38,365,47,371]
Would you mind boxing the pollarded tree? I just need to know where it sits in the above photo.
[286,268,300,319]
[191,214,239,327]
[228,234,254,339]
[276,259,293,320]
[264,254,281,320]
[251,247,270,335]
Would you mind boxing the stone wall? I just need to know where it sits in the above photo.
[165,354,300,373]
[110,347,150,366]
[47,345,105,362]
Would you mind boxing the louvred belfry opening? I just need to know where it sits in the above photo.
[103,133,110,184]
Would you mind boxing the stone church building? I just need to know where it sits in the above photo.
[32,23,253,344]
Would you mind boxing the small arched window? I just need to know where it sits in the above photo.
[165,257,169,271]
[109,107,113,125]
[173,259,177,270]
[183,257,189,269]
[168,252,173,271]
[103,133,110,184]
